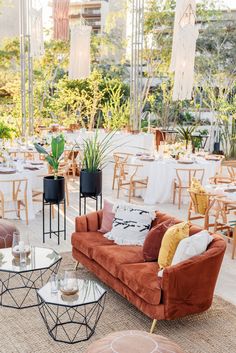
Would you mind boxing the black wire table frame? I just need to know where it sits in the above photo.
[79,193,102,215]
[0,259,61,309]
[43,198,66,245]
[37,292,106,344]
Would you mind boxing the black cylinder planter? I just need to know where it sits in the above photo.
[44,176,65,203]
[80,169,102,196]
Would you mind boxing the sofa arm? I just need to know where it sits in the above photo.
[161,235,226,320]
[75,210,103,232]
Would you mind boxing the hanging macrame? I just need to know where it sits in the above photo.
[170,0,199,101]
[68,25,92,80]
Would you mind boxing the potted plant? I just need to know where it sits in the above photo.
[79,130,115,196]
[176,125,196,150]
[34,134,65,203]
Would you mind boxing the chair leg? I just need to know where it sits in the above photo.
[173,184,176,205]
[25,199,29,225]
[150,319,157,334]
[128,183,132,203]
[65,180,69,206]
[178,187,182,209]
[232,227,236,260]
[17,201,21,218]
[112,166,117,190]
[117,183,120,199]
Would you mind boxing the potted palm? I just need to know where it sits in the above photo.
[79,130,114,196]
[34,134,65,203]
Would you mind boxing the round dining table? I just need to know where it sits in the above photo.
[131,156,220,205]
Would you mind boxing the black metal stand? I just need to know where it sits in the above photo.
[43,197,66,245]
[37,293,106,344]
[79,193,102,215]
[0,259,61,309]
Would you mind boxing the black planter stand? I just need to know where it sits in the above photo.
[43,198,66,245]
[42,176,66,245]
[79,193,102,215]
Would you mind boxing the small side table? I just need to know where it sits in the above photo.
[37,279,106,344]
[79,193,102,215]
[42,197,66,245]
[0,247,61,309]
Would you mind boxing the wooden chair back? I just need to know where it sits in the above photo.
[175,168,205,188]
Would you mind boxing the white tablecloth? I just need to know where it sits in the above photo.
[132,157,220,205]
[0,165,47,221]
[65,131,155,155]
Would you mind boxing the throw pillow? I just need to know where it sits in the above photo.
[171,230,213,265]
[189,178,208,215]
[143,218,177,262]
[158,222,189,269]
[99,200,115,233]
[104,202,155,245]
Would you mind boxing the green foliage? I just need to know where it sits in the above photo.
[34,134,65,178]
[81,129,115,173]
[102,78,130,130]
[0,121,14,139]
[176,125,196,149]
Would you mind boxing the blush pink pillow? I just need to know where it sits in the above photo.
[99,200,115,233]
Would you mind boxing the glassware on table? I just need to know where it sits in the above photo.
[60,271,78,296]
[12,231,20,256]
[50,273,58,294]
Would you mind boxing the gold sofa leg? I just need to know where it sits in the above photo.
[74,261,79,271]
[150,319,157,334]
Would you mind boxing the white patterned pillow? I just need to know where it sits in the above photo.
[104,203,156,245]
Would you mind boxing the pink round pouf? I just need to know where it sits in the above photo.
[85,330,185,353]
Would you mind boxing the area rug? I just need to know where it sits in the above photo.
[0,252,236,353]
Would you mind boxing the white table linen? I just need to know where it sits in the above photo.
[131,157,220,205]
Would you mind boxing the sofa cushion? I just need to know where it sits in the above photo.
[118,262,162,305]
[158,222,189,269]
[92,245,144,277]
[98,200,114,233]
[143,218,177,262]
[71,232,114,259]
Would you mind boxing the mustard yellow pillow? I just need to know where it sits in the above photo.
[189,178,208,215]
[158,222,189,269]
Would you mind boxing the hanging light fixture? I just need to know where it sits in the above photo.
[68,24,92,80]
[170,0,199,101]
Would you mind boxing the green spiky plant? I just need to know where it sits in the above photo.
[81,129,116,173]
[176,125,196,149]
[34,134,65,179]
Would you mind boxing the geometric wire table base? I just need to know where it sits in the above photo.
[0,260,61,309]
[37,293,106,344]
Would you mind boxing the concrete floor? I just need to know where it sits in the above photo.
[12,162,236,306]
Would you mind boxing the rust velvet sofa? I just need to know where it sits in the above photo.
[71,210,226,332]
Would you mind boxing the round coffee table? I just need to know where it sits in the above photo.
[0,246,61,309]
[37,279,106,344]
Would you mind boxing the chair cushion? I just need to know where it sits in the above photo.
[92,245,144,277]
[118,263,162,305]
[143,218,177,262]
[71,232,114,259]
[158,222,189,269]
